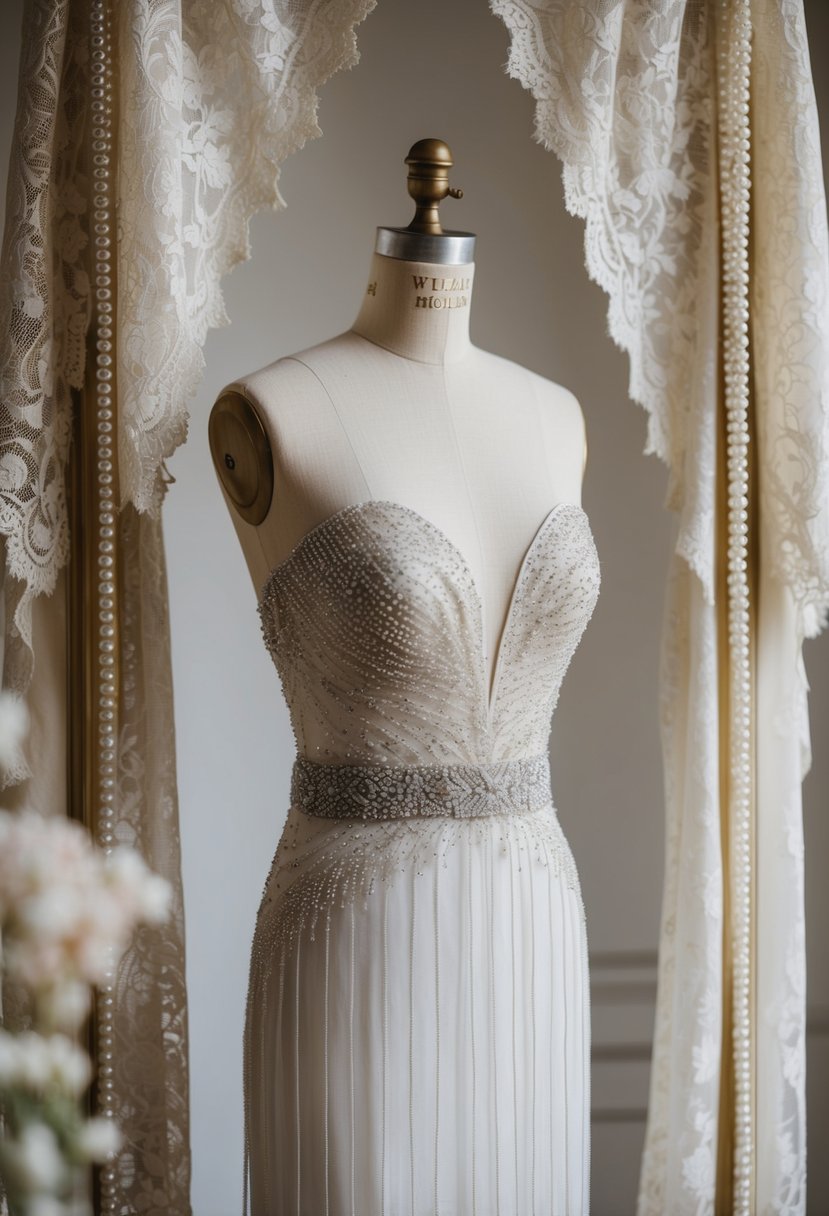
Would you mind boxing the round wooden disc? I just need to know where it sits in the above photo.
[208,390,274,526]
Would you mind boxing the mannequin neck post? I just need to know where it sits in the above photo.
[351,250,475,365]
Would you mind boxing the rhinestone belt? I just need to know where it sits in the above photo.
[290,753,553,821]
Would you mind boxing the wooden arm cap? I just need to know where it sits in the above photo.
[208,390,274,526]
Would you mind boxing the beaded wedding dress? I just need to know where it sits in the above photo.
[243,494,600,1216]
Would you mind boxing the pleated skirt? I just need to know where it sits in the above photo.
[244,802,590,1216]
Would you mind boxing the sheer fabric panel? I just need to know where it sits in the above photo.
[489,2,828,1210]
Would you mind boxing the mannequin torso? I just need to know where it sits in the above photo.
[231,217,599,1215]
[209,250,587,693]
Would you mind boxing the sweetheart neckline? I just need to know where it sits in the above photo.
[257,497,587,608]
[256,498,591,720]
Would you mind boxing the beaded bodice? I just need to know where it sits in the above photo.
[257,499,600,768]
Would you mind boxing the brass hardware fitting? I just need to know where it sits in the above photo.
[404,138,463,235]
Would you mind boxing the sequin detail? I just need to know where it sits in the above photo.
[251,800,584,954]
[248,496,601,948]
[257,498,601,764]
[291,753,554,820]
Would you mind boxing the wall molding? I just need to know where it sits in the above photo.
[589,949,829,1123]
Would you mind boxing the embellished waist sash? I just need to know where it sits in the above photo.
[290,753,553,821]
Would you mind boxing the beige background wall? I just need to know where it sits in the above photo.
[1,3,827,1214]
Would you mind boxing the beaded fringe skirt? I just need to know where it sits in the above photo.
[243,767,590,1216]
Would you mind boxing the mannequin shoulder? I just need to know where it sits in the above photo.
[208,336,356,523]
[209,335,351,447]
[472,348,588,473]
[532,374,588,479]
[211,342,341,418]
[207,359,318,527]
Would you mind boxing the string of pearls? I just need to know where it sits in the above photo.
[717,1,754,1211]
[89,0,119,1211]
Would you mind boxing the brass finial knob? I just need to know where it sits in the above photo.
[404,138,463,236]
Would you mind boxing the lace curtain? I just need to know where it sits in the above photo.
[0,0,87,786]
[0,0,377,1211]
[489,0,828,1211]
[1,0,826,1211]
[0,0,381,715]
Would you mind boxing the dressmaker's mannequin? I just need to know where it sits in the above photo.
[220,151,599,1215]
[209,142,587,694]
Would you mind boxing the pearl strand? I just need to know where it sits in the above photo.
[717,1,754,1211]
[89,0,119,1211]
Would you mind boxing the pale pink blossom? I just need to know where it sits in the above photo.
[27,1197,67,1216]
[0,809,172,1029]
[0,802,170,1207]
[36,980,91,1035]
[0,1122,65,1193]
[75,1116,122,1161]
[0,1031,92,1096]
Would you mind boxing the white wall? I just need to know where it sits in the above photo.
[1,3,826,1214]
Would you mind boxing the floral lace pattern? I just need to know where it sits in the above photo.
[750,0,829,644]
[0,0,380,732]
[109,504,192,1213]
[116,0,379,515]
[637,556,723,1214]
[1,2,384,1213]
[489,1,827,1211]
[0,0,90,782]
[489,0,718,600]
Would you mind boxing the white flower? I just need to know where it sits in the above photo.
[105,847,172,925]
[12,1033,52,1089]
[104,846,147,890]
[0,690,29,771]
[692,1032,718,1085]
[52,1203,89,1216]
[0,1031,91,1096]
[141,872,173,923]
[0,1121,65,1193]
[18,886,85,939]
[37,980,90,1034]
[26,1198,66,1216]
[76,1115,122,1162]
[44,1034,92,1096]
[0,810,170,1031]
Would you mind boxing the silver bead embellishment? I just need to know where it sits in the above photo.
[718,1,755,1208]
[291,753,554,820]
[89,1,120,1209]
[245,496,600,959]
